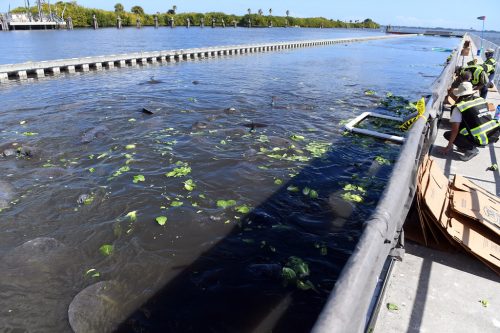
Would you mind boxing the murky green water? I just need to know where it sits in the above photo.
[0,30,457,332]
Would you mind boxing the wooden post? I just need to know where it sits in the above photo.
[200,18,204,28]
[66,17,73,30]
[221,18,225,28]
[186,18,190,28]
[136,18,141,29]
[212,18,216,28]
[154,15,159,29]
[116,16,122,29]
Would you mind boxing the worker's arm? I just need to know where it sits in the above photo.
[441,122,460,155]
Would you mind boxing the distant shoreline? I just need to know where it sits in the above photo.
[10,1,380,29]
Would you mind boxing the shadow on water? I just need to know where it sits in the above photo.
[114,134,398,333]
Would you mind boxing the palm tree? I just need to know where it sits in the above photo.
[258,9,263,16]
[172,5,177,14]
[286,10,289,17]
[247,8,251,15]
[269,8,272,16]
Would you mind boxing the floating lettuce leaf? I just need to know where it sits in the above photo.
[88,167,95,173]
[155,216,167,226]
[309,189,319,199]
[126,211,137,222]
[287,185,300,192]
[22,132,38,136]
[217,200,237,209]
[305,141,331,157]
[296,280,315,291]
[364,90,376,96]
[285,256,310,278]
[387,303,399,311]
[166,166,191,177]
[125,144,136,149]
[170,201,183,207]
[343,184,366,195]
[235,205,251,214]
[133,174,145,183]
[99,244,114,256]
[274,178,283,185]
[184,179,196,191]
[480,299,489,307]
[282,267,297,285]
[342,193,364,203]
[85,268,100,278]
[375,156,391,166]
[290,134,305,142]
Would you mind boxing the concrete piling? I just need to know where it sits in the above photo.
[17,70,27,79]
[94,63,102,71]
[81,64,89,72]
[67,66,75,73]
[35,69,45,78]
[0,73,8,82]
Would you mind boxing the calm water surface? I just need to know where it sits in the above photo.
[0,29,458,332]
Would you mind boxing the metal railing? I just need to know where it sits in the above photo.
[312,38,461,333]
[467,32,500,88]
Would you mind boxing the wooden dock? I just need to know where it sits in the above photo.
[0,35,414,84]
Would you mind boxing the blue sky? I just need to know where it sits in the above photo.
[5,0,500,31]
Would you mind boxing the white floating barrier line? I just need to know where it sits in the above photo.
[343,112,405,144]
[0,34,417,84]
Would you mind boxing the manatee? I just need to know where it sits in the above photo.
[192,80,200,85]
[140,76,163,85]
[2,148,17,157]
[33,167,69,179]
[18,145,41,158]
[3,237,66,267]
[141,107,154,115]
[81,125,109,144]
[0,181,14,209]
[77,194,91,205]
[0,238,78,332]
[267,136,292,147]
[206,114,220,122]
[242,122,268,132]
[224,107,237,114]
[242,148,258,158]
[68,281,132,333]
[191,121,208,130]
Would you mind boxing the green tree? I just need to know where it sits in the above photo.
[131,5,144,15]
[114,3,124,13]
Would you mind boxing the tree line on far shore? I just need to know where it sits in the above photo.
[11,1,380,29]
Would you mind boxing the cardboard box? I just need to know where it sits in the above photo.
[451,175,500,236]
[413,156,500,274]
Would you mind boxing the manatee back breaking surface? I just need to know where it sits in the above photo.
[68,281,132,333]
[0,237,79,332]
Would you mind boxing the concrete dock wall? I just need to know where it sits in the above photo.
[0,35,415,83]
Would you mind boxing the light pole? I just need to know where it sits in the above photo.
[477,15,486,56]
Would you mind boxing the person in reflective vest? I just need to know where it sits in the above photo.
[484,48,496,89]
[440,82,500,161]
[460,64,490,98]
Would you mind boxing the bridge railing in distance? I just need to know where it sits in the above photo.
[467,32,500,88]
[311,37,462,333]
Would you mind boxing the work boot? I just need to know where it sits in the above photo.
[459,147,479,161]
